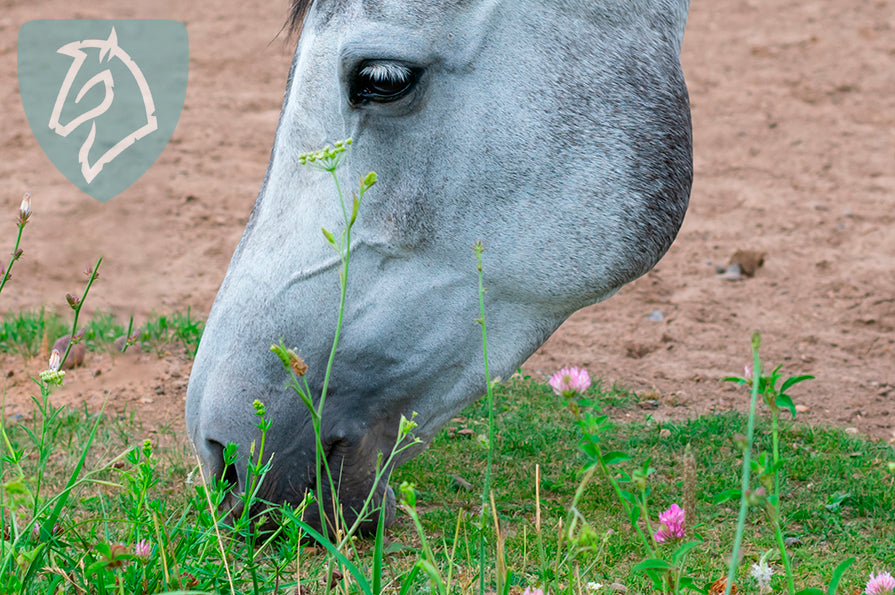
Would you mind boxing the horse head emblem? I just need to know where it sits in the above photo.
[47,27,158,183]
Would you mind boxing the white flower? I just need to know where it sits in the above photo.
[48,348,61,371]
[750,560,773,594]
[586,583,603,591]
[19,193,32,219]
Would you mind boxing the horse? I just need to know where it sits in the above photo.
[186,0,693,533]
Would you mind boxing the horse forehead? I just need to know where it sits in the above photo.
[303,0,492,28]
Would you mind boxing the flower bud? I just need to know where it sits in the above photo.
[18,192,31,225]
[362,171,377,189]
[252,399,266,418]
[48,349,62,372]
[65,293,80,309]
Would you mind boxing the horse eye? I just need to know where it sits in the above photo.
[350,61,418,105]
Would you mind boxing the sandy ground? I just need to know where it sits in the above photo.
[0,0,893,443]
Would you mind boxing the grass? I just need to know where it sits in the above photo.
[0,369,891,594]
[0,309,204,359]
[391,375,894,591]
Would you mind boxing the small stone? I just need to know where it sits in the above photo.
[647,309,664,322]
[637,400,659,410]
[844,427,859,435]
[795,404,809,413]
[728,249,766,277]
[52,335,86,369]
[722,263,743,281]
[784,536,803,548]
[452,475,473,491]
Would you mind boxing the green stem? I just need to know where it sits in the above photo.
[475,244,496,595]
[59,257,102,368]
[724,334,763,595]
[770,514,796,595]
[578,419,655,558]
[771,412,780,500]
[0,224,24,298]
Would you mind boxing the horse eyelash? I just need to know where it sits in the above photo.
[358,62,411,83]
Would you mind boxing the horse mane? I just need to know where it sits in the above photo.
[288,0,314,35]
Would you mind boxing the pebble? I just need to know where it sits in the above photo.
[637,400,660,410]
[795,404,809,413]
[52,334,86,369]
[647,309,664,322]
[722,263,743,281]
[784,536,803,548]
[845,427,859,435]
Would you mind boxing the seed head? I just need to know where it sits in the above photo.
[286,349,308,377]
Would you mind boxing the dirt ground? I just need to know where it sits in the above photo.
[0,0,893,443]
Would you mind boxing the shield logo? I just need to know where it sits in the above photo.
[17,20,188,202]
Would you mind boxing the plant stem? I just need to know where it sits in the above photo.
[0,225,24,299]
[59,257,102,368]
[770,515,796,595]
[771,412,780,500]
[724,333,763,595]
[474,243,495,595]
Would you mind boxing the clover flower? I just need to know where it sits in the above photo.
[135,539,152,562]
[654,503,686,543]
[750,560,773,595]
[549,366,591,398]
[866,571,895,595]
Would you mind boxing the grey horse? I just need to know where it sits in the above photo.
[186,0,692,532]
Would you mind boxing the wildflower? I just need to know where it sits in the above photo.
[587,582,603,591]
[40,349,65,385]
[750,560,773,595]
[866,572,895,595]
[548,366,591,398]
[17,193,31,226]
[654,503,686,543]
[523,588,545,595]
[18,192,32,226]
[134,539,151,562]
[48,349,61,371]
[65,292,80,309]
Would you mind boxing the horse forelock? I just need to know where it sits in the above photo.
[287,0,314,35]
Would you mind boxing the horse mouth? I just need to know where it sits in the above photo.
[211,435,395,535]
